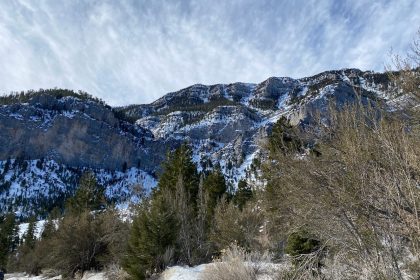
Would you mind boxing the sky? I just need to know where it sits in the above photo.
[0,0,419,106]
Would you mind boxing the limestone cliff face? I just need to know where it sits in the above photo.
[0,69,397,175]
[0,96,152,171]
[0,68,409,216]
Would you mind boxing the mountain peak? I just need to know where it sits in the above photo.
[0,68,405,216]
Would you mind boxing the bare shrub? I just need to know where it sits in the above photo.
[105,263,130,280]
[200,244,273,280]
[264,104,420,279]
[386,29,420,100]
[276,245,327,280]
[211,198,266,252]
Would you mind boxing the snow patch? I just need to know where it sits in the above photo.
[160,264,207,280]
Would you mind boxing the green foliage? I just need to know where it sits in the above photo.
[156,144,199,205]
[249,98,277,110]
[40,216,56,240]
[0,88,107,106]
[233,180,253,210]
[268,116,303,155]
[111,108,139,124]
[123,198,178,280]
[66,173,106,213]
[23,217,37,250]
[203,165,227,215]
[0,213,19,270]
[7,171,127,277]
[154,96,238,116]
[10,216,41,275]
[285,231,320,257]
[13,209,128,278]
[45,211,108,277]
[124,144,228,278]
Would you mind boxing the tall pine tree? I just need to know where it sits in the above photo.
[66,172,105,213]
[0,213,19,269]
[123,198,178,280]
[23,216,37,250]
[203,165,227,217]
[233,179,253,210]
[124,144,202,278]
[156,144,199,205]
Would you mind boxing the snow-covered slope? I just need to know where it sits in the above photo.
[1,68,413,217]
[125,68,402,186]
[0,159,156,217]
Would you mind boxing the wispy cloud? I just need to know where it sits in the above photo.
[0,0,418,106]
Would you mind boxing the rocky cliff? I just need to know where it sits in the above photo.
[0,69,412,217]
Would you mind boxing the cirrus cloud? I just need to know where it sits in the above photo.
[0,0,418,106]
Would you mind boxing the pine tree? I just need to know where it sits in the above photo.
[11,222,20,253]
[41,210,106,277]
[15,216,44,276]
[124,144,210,277]
[233,179,253,210]
[123,197,178,280]
[41,215,56,240]
[0,213,18,269]
[171,175,199,264]
[203,165,227,215]
[23,216,37,250]
[156,144,199,205]
[269,116,303,155]
[3,158,11,173]
[66,172,105,213]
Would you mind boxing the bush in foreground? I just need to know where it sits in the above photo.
[200,245,273,280]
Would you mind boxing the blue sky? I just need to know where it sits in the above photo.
[0,0,418,106]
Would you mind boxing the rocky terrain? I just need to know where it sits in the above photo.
[0,68,408,217]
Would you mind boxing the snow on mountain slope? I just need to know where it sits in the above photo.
[18,220,46,240]
[0,68,410,216]
[0,159,156,217]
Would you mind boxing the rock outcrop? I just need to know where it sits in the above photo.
[1,68,410,216]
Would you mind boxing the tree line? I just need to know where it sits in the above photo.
[0,144,254,279]
[1,101,419,280]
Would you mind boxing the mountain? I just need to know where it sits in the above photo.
[0,69,412,217]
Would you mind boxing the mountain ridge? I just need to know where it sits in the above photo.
[0,68,410,217]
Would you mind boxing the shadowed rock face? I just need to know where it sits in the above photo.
[0,69,396,174]
[0,97,152,171]
[0,68,408,216]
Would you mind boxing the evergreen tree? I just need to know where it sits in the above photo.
[41,215,56,240]
[203,165,227,215]
[195,174,212,262]
[3,158,11,173]
[23,216,37,250]
[233,179,253,210]
[285,231,320,258]
[269,116,303,155]
[124,144,212,278]
[11,222,20,253]
[124,198,178,280]
[0,213,18,269]
[11,216,42,275]
[156,144,199,205]
[66,172,105,213]
[42,210,108,277]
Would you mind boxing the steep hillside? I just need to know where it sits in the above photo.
[0,69,412,216]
